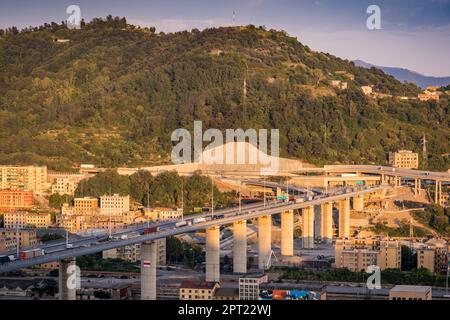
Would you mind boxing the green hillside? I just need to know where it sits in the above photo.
[0,16,448,171]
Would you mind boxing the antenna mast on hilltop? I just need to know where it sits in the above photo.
[421,134,428,170]
[232,10,236,26]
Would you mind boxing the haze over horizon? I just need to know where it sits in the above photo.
[1,0,450,77]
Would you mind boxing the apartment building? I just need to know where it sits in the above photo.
[0,236,17,252]
[3,212,52,229]
[144,207,183,222]
[0,229,39,247]
[51,177,77,196]
[75,197,99,215]
[103,237,166,265]
[388,150,419,169]
[379,239,402,270]
[100,194,130,216]
[0,166,48,194]
[338,249,379,272]
[239,274,268,300]
[179,281,219,300]
[417,239,448,274]
[0,190,33,212]
[334,238,401,271]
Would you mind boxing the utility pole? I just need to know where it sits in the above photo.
[263,176,266,207]
[211,177,214,217]
[16,222,20,257]
[239,180,243,214]
[421,134,427,170]
[181,179,184,221]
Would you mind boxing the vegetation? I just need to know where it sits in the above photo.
[275,266,447,287]
[0,18,448,170]
[40,233,63,243]
[48,194,73,208]
[413,204,450,236]
[31,279,58,297]
[76,254,139,273]
[401,246,417,271]
[371,220,429,237]
[166,236,204,269]
[75,170,236,213]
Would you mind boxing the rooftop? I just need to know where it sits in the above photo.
[214,287,239,298]
[180,281,218,289]
[390,285,431,293]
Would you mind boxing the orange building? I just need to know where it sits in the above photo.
[0,190,33,212]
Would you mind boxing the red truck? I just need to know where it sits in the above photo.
[144,226,159,234]
[19,248,44,260]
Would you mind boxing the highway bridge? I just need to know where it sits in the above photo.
[0,185,388,300]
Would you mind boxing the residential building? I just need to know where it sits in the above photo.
[334,238,401,271]
[0,166,48,194]
[144,207,183,222]
[330,80,348,90]
[214,287,240,300]
[361,86,373,95]
[417,238,448,274]
[103,237,166,265]
[179,281,219,300]
[100,194,130,216]
[0,236,17,252]
[388,150,419,169]
[0,190,33,212]
[74,197,99,215]
[389,285,432,300]
[418,91,440,102]
[51,177,77,195]
[3,212,52,229]
[379,239,401,270]
[0,229,39,247]
[78,282,132,300]
[239,274,268,300]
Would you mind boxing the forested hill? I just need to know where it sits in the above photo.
[0,17,449,171]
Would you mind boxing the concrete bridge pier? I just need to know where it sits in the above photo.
[302,206,314,249]
[233,220,247,273]
[258,215,272,270]
[338,198,350,238]
[141,241,157,300]
[353,194,364,211]
[206,226,220,282]
[58,258,77,300]
[435,180,442,205]
[320,202,333,243]
[281,210,294,257]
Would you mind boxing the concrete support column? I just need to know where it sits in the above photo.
[59,258,77,300]
[281,210,294,257]
[320,202,333,243]
[414,178,418,196]
[353,194,364,211]
[302,206,314,249]
[338,198,350,238]
[233,220,247,273]
[206,226,220,282]
[141,241,157,300]
[381,174,385,185]
[258,215,272,270]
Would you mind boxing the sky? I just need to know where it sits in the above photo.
[1,0,449,76]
